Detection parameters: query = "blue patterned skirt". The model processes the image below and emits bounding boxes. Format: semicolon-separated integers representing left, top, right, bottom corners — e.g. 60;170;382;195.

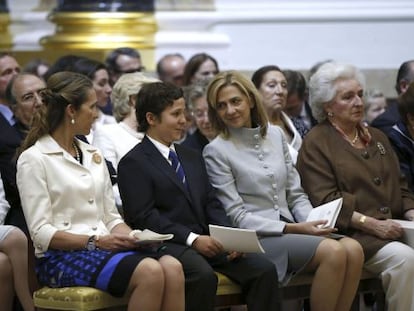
36;249;162;297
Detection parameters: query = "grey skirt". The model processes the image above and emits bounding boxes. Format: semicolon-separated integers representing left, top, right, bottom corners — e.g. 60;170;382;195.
0;225;15;242
259;233;324;285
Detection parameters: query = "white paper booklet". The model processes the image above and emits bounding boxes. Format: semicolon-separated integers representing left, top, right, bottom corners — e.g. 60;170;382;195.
306;198;343;228
208;224;265;253
129;229;174;245
393;219;414;248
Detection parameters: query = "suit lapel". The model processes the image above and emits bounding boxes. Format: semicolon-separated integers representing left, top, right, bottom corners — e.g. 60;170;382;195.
141;137;192;203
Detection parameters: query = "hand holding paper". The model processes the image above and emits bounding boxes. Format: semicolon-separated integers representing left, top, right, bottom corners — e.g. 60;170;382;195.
306;198;343;229
209;224;265;253
129;229;174;245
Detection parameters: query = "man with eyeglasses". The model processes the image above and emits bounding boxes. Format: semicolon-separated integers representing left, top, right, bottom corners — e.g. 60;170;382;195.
105;47;145;86
1;72;43;311
0;54;22;224
0;53;20;124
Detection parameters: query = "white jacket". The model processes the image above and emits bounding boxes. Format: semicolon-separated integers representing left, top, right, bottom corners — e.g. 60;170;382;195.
17;135;124;257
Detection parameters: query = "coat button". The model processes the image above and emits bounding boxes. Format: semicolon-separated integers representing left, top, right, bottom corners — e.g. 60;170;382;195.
373;177;382;185
272;183;277;189
63;221;69;226
379;206;389;214
92;226;97;230
254;144;260;149
253;134;260;140
258;154;264;161
361;151;369;159
88;198;94;204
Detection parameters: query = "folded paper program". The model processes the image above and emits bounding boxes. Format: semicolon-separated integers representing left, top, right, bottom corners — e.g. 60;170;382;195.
129;229;174;244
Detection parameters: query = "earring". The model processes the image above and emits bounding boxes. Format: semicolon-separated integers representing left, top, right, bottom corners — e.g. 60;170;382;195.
71;118;75;125
327;112;334;117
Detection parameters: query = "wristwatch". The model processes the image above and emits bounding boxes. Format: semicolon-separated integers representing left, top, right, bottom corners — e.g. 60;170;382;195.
85;235;98;251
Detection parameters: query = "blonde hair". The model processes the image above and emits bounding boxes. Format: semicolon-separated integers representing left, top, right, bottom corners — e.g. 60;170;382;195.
111;72;159;122
206;70;268;138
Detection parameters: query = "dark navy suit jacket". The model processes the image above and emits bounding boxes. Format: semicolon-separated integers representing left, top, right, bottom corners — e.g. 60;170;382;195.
118;135;230;253
383;121;414;192
0;113;28;232
181;129;210;153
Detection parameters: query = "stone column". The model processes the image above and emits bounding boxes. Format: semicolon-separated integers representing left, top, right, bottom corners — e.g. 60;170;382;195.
41;0;156;51
0;0;12;49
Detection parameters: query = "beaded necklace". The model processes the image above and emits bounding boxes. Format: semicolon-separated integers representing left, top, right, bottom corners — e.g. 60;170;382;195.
350;130;359;146
72;142;82;163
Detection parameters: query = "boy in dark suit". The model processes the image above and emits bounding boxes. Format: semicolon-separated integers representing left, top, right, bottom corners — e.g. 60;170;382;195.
118;82;280;311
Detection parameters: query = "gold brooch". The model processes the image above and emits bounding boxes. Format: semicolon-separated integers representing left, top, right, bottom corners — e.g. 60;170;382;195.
377;142;386;155
92;153;102;164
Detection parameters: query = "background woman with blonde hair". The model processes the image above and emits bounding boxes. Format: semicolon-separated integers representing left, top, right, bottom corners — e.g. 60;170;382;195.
93;72;159;208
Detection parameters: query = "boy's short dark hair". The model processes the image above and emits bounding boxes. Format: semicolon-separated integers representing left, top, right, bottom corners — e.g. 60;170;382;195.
136;82;184;132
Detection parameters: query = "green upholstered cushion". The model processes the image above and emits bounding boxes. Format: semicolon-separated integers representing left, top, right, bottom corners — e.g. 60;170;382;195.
215;272;242;296
34;272;241;310
33;286;128;311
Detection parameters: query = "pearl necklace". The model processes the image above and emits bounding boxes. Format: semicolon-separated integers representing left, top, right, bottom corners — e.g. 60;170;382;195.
72;142;81;163
350;130;359;146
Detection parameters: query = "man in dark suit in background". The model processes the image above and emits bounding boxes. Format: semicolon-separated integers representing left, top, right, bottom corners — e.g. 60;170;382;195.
0;59;37;311
0;56;26;231
283;69;317;138
371;59;414;132
118;82;280;311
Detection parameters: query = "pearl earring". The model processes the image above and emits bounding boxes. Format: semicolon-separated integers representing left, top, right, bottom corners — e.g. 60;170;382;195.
71;118;75;125
327;112;334;117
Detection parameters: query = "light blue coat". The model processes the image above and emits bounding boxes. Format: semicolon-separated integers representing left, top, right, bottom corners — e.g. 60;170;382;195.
203;125;312;236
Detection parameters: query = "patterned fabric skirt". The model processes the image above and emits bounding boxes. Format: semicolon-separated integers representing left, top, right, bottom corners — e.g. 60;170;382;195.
36;249;162;297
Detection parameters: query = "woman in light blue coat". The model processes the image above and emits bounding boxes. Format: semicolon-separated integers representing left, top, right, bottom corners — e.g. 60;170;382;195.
203;70;364;311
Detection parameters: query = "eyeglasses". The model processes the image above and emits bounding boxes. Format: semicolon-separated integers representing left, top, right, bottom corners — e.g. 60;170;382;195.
192;110;209;119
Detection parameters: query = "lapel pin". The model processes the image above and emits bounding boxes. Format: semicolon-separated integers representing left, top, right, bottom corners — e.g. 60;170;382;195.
92;153;102;164
377;142;386;155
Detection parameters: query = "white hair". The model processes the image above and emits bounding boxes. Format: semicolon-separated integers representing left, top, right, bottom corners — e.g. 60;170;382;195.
309;62;366;123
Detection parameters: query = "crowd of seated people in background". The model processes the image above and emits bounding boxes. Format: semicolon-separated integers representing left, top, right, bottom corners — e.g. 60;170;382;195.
363;89;387;125
93;72;159;209
2;46;414;311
